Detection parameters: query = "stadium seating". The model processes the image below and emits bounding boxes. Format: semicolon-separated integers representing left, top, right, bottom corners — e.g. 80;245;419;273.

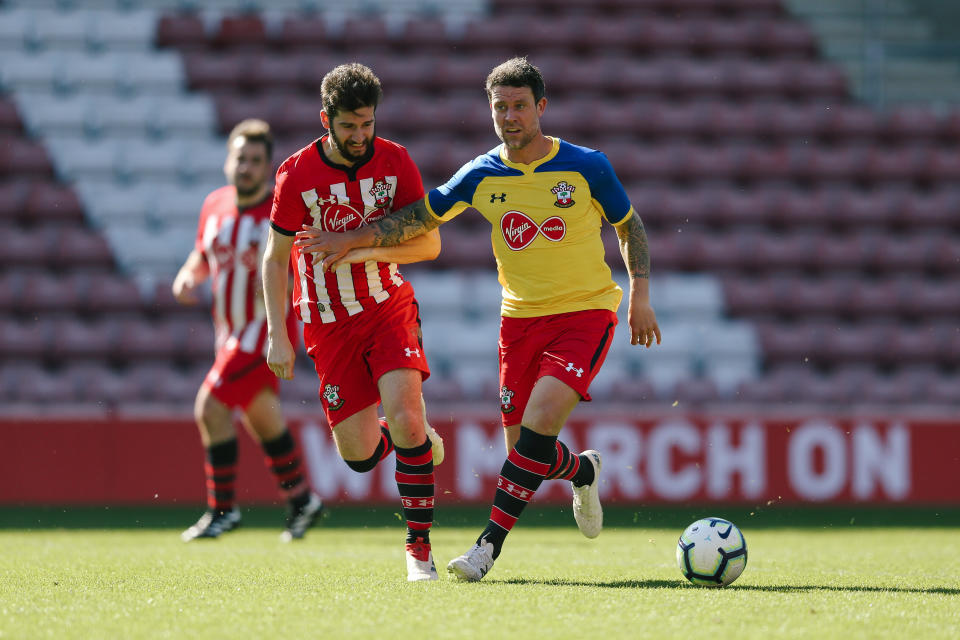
1;0;958;411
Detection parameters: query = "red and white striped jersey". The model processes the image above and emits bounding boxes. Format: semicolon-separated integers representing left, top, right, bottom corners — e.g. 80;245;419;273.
195;185;273;355
270;136;425;324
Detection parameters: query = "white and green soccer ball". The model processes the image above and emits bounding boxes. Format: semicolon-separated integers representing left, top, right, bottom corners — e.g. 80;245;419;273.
676;517;748;587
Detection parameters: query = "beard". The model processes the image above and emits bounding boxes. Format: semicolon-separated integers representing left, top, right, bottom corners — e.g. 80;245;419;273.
234;178;262;198
330;128;375;163
497;125;537;151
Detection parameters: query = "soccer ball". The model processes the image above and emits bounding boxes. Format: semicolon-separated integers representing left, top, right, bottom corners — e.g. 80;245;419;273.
676;517;747;587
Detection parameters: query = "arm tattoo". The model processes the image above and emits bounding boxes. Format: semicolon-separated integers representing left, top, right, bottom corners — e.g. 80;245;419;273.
616;214;650;279
368;199;442;247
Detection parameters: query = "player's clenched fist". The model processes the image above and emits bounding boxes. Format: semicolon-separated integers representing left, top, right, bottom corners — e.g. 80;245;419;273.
266;336;295;380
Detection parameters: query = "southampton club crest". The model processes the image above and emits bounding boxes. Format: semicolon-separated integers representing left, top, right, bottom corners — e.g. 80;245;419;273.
551;181;576;208
500;386;516;414
322;383;344;411
369;178;393;208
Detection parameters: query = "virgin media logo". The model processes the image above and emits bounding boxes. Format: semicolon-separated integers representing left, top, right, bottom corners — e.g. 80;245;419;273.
500;211;566;250
323;203;361;232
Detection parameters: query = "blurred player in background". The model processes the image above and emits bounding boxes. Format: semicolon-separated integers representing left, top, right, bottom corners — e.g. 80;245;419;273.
173;119;322;543
261;63;445;581
294;57;661;581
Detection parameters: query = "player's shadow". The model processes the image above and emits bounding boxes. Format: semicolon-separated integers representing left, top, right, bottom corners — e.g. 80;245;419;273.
494;578;960;595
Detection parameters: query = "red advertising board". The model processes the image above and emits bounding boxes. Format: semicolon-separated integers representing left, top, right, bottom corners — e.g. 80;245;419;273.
1;413;958;505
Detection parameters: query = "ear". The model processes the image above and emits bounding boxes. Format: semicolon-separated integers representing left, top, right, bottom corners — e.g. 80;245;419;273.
320;110;330;129
536;96;547;117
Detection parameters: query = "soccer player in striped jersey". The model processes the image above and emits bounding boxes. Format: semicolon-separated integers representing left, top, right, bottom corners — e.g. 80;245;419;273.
173;119;322;543
294;57;662;581
261;64;444;581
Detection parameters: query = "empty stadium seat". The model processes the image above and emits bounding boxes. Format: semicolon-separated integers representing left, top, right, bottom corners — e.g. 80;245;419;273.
155;13;207;49
884;107;941;142
13;365;79;404
67;361;144;404
772;276;848;317
81;273;144;315
182;319;217;361
670;377;721;404
821;323;891;366
18;271;85;314
757;321;822;364
51;227;114;270
885;324;949;367
0;226;54;268
821;105;881;142
118;317;186;360
0;318;52;360
211;14;268;50
923;373;960;405
2;0;956;412
845;279;903;317
721;277;778;318
0;98;23;134
859;367;933;405
0;137;53;177
899;189;960;231
51;317;121;361
450;357;500;400
25;181;85;223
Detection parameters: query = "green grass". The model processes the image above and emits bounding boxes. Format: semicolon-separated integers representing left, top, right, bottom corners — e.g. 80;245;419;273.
1;508;958;639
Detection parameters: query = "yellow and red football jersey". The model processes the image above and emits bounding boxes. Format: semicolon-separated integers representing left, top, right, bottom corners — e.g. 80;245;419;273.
425;137;635;318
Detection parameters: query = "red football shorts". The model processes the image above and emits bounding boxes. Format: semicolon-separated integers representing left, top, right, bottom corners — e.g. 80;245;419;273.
203;347;279;410
498;308;618;427
302;283;430;428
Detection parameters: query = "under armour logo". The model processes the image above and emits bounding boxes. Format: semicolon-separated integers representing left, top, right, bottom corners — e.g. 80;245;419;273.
498;477;533;500
401;497;435;508
404;347;420;358
565;363;584;377
490;193;506;203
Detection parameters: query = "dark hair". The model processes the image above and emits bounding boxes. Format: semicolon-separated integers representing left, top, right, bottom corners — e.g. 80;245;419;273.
485;56;546;103
227;118;273;160
321;63;383;119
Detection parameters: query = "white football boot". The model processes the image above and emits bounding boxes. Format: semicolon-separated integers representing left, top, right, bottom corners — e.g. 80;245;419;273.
421;395;444;465
280;492;323;542
181;507;241;542
405;537;439;581
446;539;495;582
572;450;603;539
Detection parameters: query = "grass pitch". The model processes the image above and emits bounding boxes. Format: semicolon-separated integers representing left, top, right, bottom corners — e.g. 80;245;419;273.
1;507;958;640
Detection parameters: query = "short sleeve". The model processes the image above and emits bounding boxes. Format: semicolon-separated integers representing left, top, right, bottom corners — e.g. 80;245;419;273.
425;158;483;222
583;151;633;225
269;159;303;236
194;192;215;254
391;147;426;212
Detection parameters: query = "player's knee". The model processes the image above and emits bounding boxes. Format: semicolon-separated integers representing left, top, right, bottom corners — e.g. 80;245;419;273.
343;454;379;473
382;407;423;447
193;393;213;428
194;390;232;437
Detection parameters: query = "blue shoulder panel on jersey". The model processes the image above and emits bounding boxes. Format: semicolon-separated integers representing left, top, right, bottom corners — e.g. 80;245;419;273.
537;140;632;224
428;148;522;218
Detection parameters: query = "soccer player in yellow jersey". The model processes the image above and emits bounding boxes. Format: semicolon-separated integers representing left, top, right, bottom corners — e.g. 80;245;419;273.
294;57;661;581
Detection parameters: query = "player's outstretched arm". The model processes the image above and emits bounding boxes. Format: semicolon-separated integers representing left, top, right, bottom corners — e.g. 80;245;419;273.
295;198;443;272
328;228;441;270
615;214;662;348
172;250;210;305
262;228;297;380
